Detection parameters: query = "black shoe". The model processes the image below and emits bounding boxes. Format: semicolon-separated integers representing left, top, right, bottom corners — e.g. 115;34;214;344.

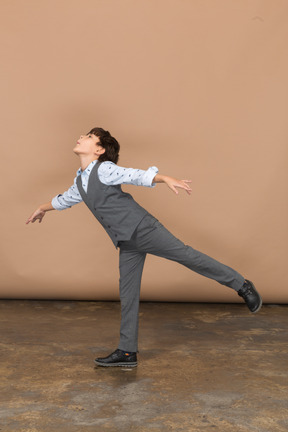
94;349;137;368
238;279;262;313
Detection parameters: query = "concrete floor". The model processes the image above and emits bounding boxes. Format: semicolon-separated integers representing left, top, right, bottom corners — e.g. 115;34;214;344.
0;300;287;432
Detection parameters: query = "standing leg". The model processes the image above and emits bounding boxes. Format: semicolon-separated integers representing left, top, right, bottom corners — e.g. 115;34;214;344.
118;245;146;352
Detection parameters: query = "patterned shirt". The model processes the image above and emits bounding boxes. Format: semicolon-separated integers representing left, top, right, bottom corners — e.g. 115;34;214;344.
51;160;159;210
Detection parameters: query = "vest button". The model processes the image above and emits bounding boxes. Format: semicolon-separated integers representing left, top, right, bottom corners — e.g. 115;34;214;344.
101;216;104;220
108;225;111;228
115;234;118;237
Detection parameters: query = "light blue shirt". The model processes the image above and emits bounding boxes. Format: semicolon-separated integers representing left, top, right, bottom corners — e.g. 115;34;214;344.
51;160;159;210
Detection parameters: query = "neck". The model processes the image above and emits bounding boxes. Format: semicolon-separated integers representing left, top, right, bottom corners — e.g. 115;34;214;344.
79;155;98;172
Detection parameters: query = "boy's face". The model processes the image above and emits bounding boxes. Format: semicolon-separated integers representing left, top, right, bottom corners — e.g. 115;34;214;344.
73;133;105;158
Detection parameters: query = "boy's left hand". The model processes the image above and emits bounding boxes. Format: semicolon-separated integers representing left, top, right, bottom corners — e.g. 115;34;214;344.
164;177;192;195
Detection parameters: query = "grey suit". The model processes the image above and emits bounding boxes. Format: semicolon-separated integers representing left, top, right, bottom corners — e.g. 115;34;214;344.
77;162;245;352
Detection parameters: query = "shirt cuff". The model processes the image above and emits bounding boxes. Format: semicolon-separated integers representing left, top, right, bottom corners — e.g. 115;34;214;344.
143;166;159;187
51;194;68;210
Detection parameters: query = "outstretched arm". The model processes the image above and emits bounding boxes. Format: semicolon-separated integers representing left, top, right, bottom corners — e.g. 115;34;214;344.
26;173;83;225
26;201;55;224
153;174;192;195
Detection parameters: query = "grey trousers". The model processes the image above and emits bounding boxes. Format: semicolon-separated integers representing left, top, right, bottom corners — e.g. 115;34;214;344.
117;213;245;352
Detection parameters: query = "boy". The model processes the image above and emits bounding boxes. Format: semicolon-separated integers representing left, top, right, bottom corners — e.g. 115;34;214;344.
26;127;262;368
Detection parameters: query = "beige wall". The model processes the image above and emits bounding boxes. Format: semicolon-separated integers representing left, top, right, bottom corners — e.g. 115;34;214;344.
1;0;287;302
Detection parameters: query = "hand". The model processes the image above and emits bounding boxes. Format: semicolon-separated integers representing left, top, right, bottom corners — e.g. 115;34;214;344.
26;208;46;224
164;177;192;195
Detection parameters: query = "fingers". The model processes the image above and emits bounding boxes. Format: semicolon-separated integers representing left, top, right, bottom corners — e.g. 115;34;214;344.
165;177;192;195
173;182;192;195
168;184;178;194
26;216;34;224
26;210;45;224
178;182;192;193
26;215;36;224
168;182;191;195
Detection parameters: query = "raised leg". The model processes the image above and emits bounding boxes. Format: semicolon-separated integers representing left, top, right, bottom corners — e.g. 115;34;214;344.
132;214;245;291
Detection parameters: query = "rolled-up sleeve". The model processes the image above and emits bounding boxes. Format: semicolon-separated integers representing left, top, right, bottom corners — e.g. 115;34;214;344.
98;162;159;188
51;175;83;210
140;166;159;187
51;194;68;210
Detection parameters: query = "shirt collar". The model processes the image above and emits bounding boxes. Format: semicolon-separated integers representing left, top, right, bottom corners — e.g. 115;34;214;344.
77;160;98;176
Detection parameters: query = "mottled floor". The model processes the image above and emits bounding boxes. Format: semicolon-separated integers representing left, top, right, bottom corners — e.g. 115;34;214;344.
0;300;287;432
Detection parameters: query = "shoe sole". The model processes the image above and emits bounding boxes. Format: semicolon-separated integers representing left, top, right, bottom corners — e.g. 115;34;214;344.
94;360;137;368
252;297;262;313
248;280;263;313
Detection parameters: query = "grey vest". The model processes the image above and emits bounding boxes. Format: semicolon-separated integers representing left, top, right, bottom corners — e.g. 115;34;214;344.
76;161;149;247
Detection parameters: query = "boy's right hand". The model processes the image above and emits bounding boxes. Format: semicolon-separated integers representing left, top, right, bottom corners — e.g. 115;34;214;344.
26;202;55;224
26;208;46;224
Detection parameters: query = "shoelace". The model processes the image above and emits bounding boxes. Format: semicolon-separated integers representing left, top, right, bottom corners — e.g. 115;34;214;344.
240;285;253;297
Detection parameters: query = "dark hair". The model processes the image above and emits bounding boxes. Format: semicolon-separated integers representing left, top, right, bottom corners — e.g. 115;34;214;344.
87;127;120;164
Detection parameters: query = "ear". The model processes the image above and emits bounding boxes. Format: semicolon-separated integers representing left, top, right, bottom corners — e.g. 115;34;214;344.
95;145;106;156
